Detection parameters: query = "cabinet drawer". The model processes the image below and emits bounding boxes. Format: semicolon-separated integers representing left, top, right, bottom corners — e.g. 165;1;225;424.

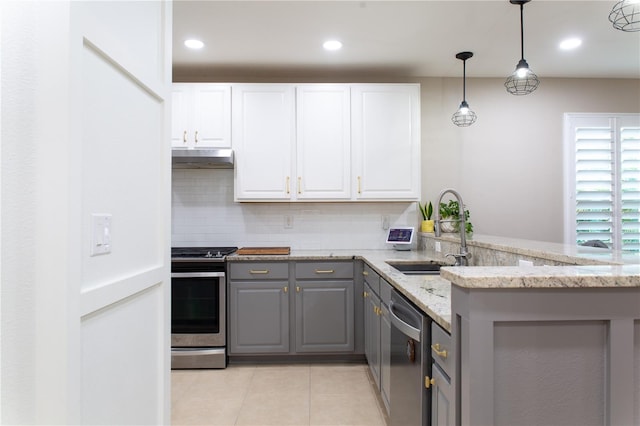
295;262;353;279
229;262;289;280
362;263;380;295
379;278;392;306
431;322;453;376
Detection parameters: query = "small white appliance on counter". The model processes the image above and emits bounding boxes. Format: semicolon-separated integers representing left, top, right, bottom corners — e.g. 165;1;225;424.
386;226;414;251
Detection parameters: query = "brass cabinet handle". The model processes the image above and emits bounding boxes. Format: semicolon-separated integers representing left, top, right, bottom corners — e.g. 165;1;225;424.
183;130;187;144
357;176;362;194
425;376;436;389
249;270;269;274
296;286;301;293
298;177;302;194
363;291;369;298
283;287;288;293
431;343;448;359
194;130;199;144
286;177;290;195
362;271;369;276
315;269;335;274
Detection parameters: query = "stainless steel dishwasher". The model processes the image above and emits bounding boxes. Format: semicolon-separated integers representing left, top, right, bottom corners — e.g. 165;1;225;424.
389;289;430;426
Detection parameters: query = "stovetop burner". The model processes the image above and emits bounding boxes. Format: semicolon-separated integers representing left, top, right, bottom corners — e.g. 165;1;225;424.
171;246;238;260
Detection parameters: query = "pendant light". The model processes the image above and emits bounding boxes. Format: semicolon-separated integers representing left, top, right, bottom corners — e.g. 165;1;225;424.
609;0;640;32
504;0;539;95
452;52;477;127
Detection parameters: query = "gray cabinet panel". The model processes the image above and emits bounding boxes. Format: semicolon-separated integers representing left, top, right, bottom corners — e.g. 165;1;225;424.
431;322;452;377
229;262;289;280
364;282;381;388
295;281;354;352
228;280;289;354
380;303;391;414
363;263;380;295
295;261;354;279
431;362;453;426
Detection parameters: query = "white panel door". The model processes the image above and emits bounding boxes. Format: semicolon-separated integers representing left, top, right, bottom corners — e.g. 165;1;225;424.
352;84;421;200
296;85;351;200
233;84;295;200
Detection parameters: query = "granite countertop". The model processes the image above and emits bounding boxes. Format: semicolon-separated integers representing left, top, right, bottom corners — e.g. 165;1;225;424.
227;240;640;332
228;249;454;332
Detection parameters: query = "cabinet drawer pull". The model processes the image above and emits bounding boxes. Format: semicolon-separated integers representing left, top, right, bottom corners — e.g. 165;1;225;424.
362;271;369;276
194;130;199;144
425;376;436;389
249;270;269;274
298;177;302;194
286;177;290;195
363;291;369;298
296;286;301;293
283;286;288;293
357;176;362;194
431;343;448;359
183;130;187;144
315;269;335;274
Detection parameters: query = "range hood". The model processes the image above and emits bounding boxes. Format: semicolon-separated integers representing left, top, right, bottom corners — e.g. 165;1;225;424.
172;148;234;169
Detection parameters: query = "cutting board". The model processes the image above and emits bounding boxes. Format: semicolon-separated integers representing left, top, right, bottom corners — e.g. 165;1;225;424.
236;247;291;255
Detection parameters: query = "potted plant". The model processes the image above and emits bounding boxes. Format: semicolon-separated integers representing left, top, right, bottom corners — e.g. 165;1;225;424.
419;201;434;232
439;200;473;235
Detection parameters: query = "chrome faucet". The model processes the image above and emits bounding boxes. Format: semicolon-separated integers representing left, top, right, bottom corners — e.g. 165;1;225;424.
434;188;471;266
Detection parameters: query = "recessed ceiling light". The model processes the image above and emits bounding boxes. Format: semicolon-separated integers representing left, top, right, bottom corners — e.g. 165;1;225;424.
323;40;343;51
559;37;582;50
184;39;204;49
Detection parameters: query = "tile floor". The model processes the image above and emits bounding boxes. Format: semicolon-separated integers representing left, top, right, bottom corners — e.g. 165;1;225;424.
171;363;388;426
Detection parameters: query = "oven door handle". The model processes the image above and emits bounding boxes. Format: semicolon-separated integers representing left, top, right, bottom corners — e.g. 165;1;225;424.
171;272;225;278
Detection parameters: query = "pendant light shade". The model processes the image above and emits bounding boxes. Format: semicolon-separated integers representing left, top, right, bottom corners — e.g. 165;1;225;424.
452;51;477;127
609;0;640;32
505;0;539;95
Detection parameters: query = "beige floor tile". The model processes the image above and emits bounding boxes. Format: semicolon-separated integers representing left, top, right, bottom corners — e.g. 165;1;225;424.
310;367;372;395
236;391;310;426
310;393;385;426
172;395;244;426
246;365;310;396
186;366;255;399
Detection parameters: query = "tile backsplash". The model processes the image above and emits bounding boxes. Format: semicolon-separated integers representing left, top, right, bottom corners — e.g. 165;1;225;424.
172;169;419;249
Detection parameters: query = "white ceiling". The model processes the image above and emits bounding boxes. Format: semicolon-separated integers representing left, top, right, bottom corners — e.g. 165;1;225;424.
173;1;640;79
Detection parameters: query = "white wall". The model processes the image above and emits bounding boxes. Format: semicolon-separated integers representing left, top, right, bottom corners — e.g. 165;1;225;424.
172;169;417;249
420;77;640;242
173;75;639;245
1;2;171;424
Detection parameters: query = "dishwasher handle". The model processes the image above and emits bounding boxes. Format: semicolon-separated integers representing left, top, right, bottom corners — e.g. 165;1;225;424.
389;301;421;342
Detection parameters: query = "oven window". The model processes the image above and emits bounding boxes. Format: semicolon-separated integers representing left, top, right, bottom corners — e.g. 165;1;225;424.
171;277;220;334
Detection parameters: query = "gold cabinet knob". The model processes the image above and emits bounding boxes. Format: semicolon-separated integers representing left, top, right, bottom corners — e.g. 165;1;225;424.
431;343;448;359
425;376;436;389
283;287;288;293
363;291;369;298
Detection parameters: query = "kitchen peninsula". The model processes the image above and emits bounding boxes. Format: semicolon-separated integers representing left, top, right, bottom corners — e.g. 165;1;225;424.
227;233;640;426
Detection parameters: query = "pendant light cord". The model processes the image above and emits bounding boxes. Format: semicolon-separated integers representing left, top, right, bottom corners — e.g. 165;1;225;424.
462;59;467;102
519;3;525;61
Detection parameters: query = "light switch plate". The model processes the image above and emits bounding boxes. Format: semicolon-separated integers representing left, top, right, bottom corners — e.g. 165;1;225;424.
90;213;112;256
435;241;441;252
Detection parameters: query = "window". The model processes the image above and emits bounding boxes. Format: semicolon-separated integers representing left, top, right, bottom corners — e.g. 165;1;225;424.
564;114;640;253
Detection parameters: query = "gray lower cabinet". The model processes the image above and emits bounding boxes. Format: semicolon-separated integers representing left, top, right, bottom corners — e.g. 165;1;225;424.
430;322;453;426
229;260;355;355
228;262;290;354
364;281;381;386
295;280;354;352
363;264;392;415
379;278;392;413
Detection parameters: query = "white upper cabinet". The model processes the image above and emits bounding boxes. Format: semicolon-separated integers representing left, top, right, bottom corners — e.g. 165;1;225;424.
352;84;421;200
232;83;421;202
233;84;295;200
296;85;351;200
171;83;231;149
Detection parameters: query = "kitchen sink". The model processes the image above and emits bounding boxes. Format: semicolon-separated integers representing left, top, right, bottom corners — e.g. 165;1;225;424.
386;261;443;275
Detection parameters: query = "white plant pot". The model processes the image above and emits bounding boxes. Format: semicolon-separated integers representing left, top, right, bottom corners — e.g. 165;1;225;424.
440;220;456;233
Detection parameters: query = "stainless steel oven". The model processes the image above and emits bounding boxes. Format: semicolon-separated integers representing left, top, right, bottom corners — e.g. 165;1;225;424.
171;247;236;369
